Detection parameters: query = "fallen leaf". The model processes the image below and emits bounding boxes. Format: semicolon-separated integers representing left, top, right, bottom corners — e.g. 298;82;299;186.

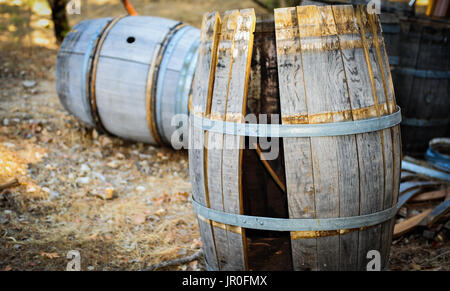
40;252;60;259
4;265;12;271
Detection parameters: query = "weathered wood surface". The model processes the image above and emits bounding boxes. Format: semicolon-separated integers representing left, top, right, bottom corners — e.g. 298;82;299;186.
397;183;443;208
95;17;180;144
192;9;256;271
273;5;401;270
421;198;450;227
221;9;256;271
395;190;449;236
206;10;239;271
355;5;401;270
56;18;112;127
401;171;420;181
397;188;430;209
393;209;433;238
411;187;449;202
399;180;440;194
275;7;317;271
303;5;353;271
368;9;402;269
157;26;200;145
189;12;221;271
194;5;401;271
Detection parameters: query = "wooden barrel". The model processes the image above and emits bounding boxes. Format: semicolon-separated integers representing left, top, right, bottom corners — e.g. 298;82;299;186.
380;13;401;67
392;17;450;156
56;16;199;146
189;5;402;271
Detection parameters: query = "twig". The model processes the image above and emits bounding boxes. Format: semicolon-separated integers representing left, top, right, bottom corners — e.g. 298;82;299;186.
425;250;450;264
143;250;203;271
121;0;138;16
253;143;287;193
0;179;20;191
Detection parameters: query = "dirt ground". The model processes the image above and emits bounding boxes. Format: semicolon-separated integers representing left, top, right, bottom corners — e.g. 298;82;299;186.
0;0;448;271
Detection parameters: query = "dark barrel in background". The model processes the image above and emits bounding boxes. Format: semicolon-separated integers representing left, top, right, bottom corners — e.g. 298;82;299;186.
380;12;401;67
393;16;450;156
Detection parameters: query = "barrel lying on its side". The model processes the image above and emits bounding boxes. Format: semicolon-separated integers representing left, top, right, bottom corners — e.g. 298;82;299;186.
56;16;199;146
190;6;402;271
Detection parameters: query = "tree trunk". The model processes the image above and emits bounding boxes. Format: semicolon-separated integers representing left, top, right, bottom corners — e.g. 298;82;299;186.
48;0;71;43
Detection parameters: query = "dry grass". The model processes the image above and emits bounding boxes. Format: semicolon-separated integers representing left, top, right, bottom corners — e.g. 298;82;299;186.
0;74;202;270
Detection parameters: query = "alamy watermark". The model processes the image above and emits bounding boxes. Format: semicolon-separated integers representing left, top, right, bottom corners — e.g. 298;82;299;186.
66;0;81;15
367;0;381;15
171;113;280;161
66;250;81;271
367;250;381;271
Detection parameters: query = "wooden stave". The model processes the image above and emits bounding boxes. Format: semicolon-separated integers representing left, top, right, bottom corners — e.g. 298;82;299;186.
156;26;200;146
56;18;112;127
393;16;450;156
189;12;222;271
193;5;402;271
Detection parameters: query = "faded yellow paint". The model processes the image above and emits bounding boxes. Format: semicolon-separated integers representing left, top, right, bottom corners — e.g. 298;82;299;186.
282;101;397;124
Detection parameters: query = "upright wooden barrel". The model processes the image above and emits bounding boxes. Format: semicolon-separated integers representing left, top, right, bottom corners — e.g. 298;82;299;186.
189;6;402;271
393;17;450;156
56;16;199;146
